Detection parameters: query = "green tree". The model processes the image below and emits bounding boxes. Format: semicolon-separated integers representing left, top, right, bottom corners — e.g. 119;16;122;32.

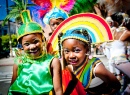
0;34;17;51
11;34;17;47
2;0;35;26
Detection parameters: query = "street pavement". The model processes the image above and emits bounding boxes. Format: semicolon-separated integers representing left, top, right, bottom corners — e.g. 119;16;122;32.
0;55;113;95
0;57;14;95
0;57;14;66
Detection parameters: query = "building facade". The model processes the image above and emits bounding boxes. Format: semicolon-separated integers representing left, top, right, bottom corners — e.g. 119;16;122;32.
0;21;17;36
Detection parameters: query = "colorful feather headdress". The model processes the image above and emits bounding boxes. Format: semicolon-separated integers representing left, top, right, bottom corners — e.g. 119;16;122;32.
31;0;75;14
30;0;98;27
43;7;69;24
30;0;74;26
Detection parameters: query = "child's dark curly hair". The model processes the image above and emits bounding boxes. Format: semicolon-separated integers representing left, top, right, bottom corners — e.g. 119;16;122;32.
111;12;124;26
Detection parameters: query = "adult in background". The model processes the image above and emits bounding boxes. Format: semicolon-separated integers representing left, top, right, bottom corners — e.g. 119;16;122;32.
109;16;130;82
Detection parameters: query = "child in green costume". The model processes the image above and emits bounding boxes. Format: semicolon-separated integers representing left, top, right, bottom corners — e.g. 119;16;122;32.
8;10;63;95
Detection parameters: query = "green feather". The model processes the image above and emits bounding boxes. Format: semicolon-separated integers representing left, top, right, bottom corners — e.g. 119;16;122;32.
69;0;98;16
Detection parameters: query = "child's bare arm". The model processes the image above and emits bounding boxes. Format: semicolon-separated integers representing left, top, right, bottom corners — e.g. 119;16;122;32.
95;63;121;94
51;58;63;95
10;64;18;85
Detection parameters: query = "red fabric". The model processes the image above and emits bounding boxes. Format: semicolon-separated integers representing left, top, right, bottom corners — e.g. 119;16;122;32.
62;69;86;95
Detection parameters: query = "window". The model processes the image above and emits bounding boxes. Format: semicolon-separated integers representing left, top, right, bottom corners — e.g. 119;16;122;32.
4;30;7;35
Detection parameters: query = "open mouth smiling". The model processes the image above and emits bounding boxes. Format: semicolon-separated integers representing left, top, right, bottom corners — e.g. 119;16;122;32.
69;59;78;65
29;49;39;55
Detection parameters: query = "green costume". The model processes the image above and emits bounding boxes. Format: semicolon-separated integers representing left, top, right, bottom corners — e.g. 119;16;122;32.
8;54;54;94
8;10;55;94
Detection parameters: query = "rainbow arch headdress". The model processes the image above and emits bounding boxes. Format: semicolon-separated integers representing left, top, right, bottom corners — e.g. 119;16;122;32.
47;13;113;55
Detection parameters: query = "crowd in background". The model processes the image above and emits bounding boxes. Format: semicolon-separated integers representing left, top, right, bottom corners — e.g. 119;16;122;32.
93;12;130;94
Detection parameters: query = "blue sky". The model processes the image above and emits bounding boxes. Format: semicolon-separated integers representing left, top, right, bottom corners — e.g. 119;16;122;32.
0;0;14;20
0;0;45;27
0;0;34;21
